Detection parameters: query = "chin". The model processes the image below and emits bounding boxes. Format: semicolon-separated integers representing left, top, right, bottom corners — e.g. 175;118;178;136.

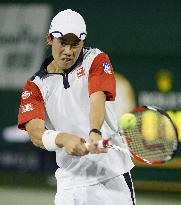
66;62;75;69
65;64;73;69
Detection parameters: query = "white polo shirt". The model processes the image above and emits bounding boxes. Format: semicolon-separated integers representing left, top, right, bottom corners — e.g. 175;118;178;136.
18;48;134;189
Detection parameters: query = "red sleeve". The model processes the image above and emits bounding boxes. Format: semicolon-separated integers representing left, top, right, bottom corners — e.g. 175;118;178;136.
18;80;45;130
88;52;116;101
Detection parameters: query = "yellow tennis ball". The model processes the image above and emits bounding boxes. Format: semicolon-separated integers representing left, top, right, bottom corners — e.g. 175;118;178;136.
119;113;136;129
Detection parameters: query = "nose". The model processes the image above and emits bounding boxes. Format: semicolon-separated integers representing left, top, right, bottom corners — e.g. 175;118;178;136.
63;45;72;55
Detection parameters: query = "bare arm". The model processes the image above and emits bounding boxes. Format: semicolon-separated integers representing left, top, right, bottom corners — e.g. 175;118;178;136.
25;119;88;156
25;119;46;148
89;91;106;130
88;91;107;153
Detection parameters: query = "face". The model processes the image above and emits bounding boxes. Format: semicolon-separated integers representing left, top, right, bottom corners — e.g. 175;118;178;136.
47;33;84;71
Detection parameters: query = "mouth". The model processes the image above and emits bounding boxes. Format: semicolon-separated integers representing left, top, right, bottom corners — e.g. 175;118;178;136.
61;58;72;64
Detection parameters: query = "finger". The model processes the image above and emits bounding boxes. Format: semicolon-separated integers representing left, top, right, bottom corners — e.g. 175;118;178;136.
92;147;108;154
79;144;89;155
85;142;107;154
86;143;97;153
82;144;89;154
69;151;82;156
72;144;89;156
68;149;84;156
80;138;86;143
65;147;83;156
79;139;89;154
98;147;108;153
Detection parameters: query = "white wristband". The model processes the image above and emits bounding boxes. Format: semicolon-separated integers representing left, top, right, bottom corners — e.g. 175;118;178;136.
42;130;60;151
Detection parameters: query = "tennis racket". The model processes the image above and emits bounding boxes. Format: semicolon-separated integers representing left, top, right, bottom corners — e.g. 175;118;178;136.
98;105;179;165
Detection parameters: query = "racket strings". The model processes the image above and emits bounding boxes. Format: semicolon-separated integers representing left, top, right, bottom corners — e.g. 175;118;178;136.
124;111;177;163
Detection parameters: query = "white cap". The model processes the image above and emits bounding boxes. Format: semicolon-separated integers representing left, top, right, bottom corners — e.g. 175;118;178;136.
49;9;87;40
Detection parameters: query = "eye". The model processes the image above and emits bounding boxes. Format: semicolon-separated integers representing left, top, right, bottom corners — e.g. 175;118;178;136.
61;42;66;47
72;43;80;47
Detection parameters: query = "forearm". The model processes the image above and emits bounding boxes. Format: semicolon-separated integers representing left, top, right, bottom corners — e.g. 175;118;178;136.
25;119;46;148
26;119;88;155
89;91;106;130
88;91;108;153
26;119;64;148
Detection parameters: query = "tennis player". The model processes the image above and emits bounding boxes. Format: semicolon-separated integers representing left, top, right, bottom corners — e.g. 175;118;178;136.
18;9;136;205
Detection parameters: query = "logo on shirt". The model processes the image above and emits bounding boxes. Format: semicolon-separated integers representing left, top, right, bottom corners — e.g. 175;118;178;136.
22;91;32;100
76;67;85;77
103;62;112;74
21;103;34;113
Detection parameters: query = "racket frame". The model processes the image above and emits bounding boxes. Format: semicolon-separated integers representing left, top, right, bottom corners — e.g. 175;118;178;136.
99;105;179;165
130;105;179;164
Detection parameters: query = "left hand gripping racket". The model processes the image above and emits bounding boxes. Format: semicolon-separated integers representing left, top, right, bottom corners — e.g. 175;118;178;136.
97;105;179;165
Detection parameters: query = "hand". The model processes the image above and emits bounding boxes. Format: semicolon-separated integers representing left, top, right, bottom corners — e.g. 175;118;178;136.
88;132;108;154
56;133;89;156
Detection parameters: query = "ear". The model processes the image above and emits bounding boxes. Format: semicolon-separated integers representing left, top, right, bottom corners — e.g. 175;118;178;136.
46;33;53;46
